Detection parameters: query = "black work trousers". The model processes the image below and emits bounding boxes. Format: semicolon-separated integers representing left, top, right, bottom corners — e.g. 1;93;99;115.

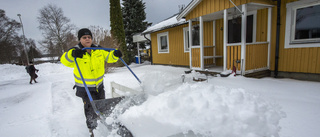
79;85;105;130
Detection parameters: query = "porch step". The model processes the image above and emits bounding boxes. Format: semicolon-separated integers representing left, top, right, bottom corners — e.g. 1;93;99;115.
195;70;220;76
244;70;271;79
204;64;217;68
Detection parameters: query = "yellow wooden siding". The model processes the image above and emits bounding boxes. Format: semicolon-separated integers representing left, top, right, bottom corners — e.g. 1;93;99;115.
256;8;268;42
192;48;201;68
227;45;241;70
215;19;224;66
203;21;214;65
246;43;268;70
269;0;320;74
203;21;213;46
204;47;214;65
186;0;273;20
150;24;190;66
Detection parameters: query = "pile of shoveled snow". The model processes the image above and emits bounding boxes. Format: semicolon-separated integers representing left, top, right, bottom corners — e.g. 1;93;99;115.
116;72;285;137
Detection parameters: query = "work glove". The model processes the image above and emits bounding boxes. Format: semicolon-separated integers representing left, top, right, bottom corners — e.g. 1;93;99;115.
72;49;86;58
114;50;122;58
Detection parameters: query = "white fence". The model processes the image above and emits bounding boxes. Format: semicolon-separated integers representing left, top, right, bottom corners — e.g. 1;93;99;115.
110;81;142;98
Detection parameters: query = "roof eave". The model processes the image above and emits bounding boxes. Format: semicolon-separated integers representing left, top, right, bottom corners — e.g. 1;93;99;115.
142;22;188;35
177;0;202;21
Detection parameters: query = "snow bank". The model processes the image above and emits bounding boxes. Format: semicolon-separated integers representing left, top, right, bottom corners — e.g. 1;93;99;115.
0;64;29;81
0;63;71;82
118;73;286;137
36;62;72;76
141;71;182;95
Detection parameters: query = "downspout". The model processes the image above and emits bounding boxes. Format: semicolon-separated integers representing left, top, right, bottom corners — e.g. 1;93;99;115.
274;0;281;78
144;34;153;65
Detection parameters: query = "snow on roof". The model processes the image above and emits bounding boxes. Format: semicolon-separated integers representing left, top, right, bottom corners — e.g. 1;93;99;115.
142;14;187;34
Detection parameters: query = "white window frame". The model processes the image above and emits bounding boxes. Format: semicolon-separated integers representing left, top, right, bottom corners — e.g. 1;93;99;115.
157;32;169;53
227;10;257;45
285;0;320;48
183;27;190;52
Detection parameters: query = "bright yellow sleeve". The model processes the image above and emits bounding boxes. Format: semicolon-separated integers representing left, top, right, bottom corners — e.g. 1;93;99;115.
60;49;75;68
103;50;119;63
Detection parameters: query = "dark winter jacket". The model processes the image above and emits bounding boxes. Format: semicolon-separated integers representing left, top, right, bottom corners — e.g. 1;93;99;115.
28;65;36;75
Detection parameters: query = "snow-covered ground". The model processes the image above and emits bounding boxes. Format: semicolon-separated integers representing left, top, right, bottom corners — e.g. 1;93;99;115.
0;62;319;137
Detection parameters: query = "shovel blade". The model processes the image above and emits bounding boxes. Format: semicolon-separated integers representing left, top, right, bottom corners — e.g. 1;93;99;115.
93;97;125;116
93;95;146;137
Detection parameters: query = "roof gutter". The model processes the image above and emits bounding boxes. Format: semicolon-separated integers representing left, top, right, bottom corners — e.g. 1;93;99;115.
274;0;281;78
176;0;202;21
143;34;153;65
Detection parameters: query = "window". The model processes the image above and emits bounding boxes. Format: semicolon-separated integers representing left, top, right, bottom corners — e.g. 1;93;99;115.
183;27;190;52
228;15;254;43
293;4;320;42
192;25;200;46
285;0;320;48
157;32;169;53
183;25;201;52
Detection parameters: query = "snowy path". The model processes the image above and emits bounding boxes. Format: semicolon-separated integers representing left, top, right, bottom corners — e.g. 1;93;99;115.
49;79;86;137
0;77;52;136
0;70;88;137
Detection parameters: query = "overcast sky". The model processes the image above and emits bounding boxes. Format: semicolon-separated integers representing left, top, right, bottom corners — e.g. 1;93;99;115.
1;0;192;46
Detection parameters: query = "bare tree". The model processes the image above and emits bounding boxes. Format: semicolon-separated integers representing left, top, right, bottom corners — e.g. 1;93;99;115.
0;9;23;64
65;32;78;49
37;4;75;57
99;34;122;73
87;26;110;45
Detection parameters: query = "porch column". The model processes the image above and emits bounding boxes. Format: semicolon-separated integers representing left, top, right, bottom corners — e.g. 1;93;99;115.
213;21;216;64
200;16;204;70
267;7;272;69
241;4;247;75
188;20;193;69
137;42;141;64
223;9;228;71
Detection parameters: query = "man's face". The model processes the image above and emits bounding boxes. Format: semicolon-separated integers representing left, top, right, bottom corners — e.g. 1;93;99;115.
80;35;92;47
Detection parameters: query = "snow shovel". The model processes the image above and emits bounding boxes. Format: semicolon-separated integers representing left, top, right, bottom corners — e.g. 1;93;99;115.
74;47;142;136
83;47;142;84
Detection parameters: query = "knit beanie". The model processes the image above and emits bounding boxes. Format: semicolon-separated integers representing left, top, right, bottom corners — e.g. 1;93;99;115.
78;28;92;40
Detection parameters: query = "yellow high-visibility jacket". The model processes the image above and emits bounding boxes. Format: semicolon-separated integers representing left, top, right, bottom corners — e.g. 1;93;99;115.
60;44;119;91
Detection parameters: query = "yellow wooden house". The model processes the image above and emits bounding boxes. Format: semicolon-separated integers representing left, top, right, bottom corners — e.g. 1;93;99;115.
142;0;320;81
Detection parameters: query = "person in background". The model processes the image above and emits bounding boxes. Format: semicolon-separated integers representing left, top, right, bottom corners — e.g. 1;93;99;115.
26;61;39;84
60;28;123;137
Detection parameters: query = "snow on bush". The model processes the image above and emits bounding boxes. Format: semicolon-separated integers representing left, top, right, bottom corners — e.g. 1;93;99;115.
118;74;286;137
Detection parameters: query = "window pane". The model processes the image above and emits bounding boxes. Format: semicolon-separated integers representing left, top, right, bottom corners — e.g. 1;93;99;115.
295;4;320;40
192;26;200;45
228;17;241;43
228;15;253;43
160;36;167;50
185;30;190;50
246;15;253;43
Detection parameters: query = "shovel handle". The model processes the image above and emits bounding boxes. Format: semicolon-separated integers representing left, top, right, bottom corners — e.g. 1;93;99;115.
82;47;142;84
74;57;101;115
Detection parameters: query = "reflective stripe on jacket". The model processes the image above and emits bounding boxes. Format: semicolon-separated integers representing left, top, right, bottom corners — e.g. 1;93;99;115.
60;44;119;90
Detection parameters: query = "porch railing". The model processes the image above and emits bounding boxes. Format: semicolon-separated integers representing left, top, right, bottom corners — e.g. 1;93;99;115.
227;45;241;70
226;42;269;72
191;47;201;68
245;43;269;71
